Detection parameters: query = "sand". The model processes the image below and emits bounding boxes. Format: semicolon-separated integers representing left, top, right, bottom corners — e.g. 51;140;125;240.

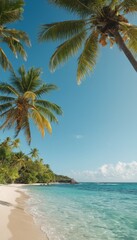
0;184;48;240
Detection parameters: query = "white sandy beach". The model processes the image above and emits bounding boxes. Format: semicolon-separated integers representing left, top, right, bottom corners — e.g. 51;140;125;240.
0;184;48;240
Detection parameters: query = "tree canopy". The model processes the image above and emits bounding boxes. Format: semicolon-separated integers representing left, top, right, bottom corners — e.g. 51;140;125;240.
0;137;72;184
0;66;62;144
0;0;30;71
39;0;137;83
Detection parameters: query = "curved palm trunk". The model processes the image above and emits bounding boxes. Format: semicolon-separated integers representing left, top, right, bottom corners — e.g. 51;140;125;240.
114;31;137;71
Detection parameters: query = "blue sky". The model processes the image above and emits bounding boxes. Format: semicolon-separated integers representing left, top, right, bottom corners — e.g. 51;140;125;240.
1;0;137;181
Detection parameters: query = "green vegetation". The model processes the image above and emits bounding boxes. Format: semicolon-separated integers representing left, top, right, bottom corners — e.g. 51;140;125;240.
0;0;30;71
39;0;137;84
0;1;69;185
0;137;72;184
0;1;62;144
0;66;62;144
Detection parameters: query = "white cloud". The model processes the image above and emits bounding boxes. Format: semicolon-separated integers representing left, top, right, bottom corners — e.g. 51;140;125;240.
71;161;137;182
74;134;83;139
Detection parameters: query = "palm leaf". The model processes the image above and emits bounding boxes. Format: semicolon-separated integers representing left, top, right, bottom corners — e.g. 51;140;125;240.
121;0;137;13
22;67;42;91
12;40;28;60
41;115;52;134
34;84;58;96
35;104;58;123
87;0;109;13
18;65;26;82
121;25;137;53
31;108;45;137
39;20;86;42
0;0;24;25
0;108;13;119
14;66;41;93
0;108;16;129
77;31;99;84
0;117;11;130
50;30;87;71
0;96;15;103
31;106;52;136
1;35;28;60
9;70;23;94
126;27;137;53
0;48;12;70
107;0;119;9
0;82;19;96
48;0;91;17
0;103;13;112
48;0;109;16
36;100;63;115
2;28;31;46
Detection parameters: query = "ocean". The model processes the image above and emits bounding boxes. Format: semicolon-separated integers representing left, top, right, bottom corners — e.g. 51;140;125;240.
24;183;137;240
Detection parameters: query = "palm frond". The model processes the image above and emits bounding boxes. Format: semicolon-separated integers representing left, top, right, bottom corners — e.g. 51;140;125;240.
77;31;99;84
127;29;137;53
41;115;52;134
121;0;137;13
22;67;42;91
2;28;31;46
35;104;58;123
48;0;91;17
0;0;24;25
34;84;58;96
36;100;63;115
0;117;11;130
107;0;119;9
0;48;12;71
0;82;19;96
14;66;41;93
87;0;110;13
48;0;109;16
31;108;46;137
13;40;28;60
0;108;13;119
121;25;137;53
0;103;13;112
39;20;86;42
9;70;23;94
0;96;15;103
18;64;26;80
0;108;16;129
50;30;87;71
1;35;28;60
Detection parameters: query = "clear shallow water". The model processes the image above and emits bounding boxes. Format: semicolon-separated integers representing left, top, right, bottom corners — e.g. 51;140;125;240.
24;183;137;240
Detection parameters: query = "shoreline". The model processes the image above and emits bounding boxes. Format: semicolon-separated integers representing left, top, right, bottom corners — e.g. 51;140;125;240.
0;184;48;240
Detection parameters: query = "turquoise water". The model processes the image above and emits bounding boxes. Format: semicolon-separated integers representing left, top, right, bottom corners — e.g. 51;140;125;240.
25;183;137;240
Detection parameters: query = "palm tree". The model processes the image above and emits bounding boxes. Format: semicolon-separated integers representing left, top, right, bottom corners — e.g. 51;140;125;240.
0;137;11;147
39;0;137;84
11;138;20;148
0;137;20;149
0;0;30;71
0;66;62;144
29;148;39;159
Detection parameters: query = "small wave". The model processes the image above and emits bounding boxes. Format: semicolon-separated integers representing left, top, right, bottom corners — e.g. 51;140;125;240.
24;184;137;240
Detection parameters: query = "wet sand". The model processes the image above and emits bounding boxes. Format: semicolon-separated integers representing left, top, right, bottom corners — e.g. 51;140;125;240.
0;185;48;240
